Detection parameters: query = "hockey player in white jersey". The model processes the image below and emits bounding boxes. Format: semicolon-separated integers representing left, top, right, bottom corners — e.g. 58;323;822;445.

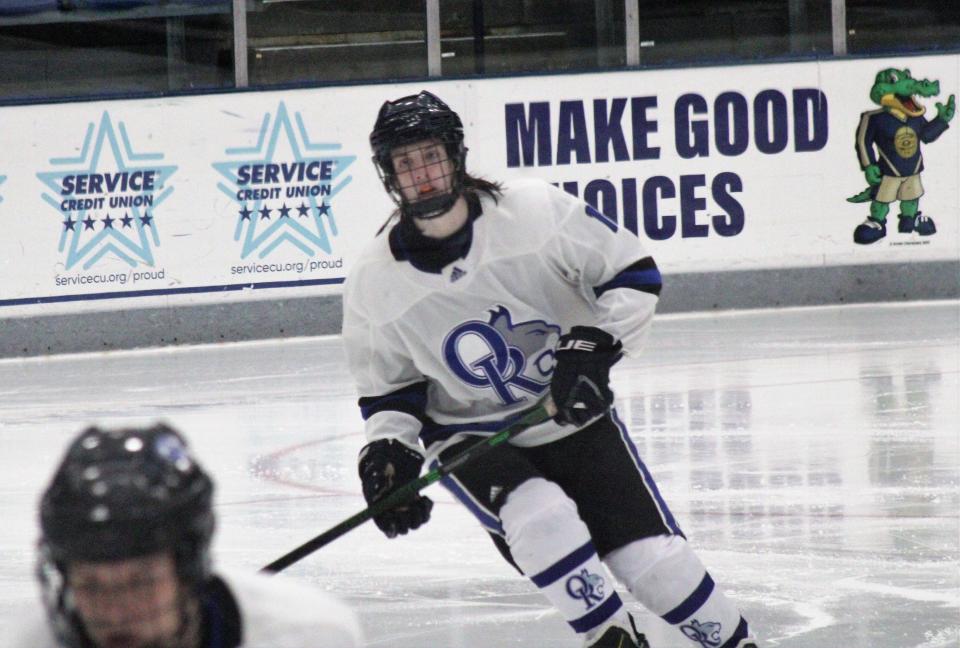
13;423;362;648
343;90;758;648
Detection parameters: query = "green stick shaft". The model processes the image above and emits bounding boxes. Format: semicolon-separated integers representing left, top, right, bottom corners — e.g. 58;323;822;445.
261;403;552;573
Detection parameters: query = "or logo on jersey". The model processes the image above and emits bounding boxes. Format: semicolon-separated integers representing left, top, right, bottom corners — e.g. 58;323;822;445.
680;619;723;648
565;568;606;610
442;305;559;405
450;266;467;282
489;485;502;503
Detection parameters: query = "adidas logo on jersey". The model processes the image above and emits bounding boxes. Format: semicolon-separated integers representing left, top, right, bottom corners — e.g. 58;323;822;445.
450;267;467;282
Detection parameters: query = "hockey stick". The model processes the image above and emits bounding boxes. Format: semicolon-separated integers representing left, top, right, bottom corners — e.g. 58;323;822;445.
261;400;556;573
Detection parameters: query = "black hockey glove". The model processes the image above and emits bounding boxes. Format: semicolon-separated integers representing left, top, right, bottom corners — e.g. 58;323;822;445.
358;439;433;539
551;326;623;427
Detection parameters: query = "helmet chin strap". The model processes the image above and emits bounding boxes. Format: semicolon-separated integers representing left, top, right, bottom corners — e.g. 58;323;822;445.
400;189;461;221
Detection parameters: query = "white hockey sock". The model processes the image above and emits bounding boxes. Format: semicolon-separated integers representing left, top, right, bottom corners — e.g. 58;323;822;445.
500;478;626;638
604;535;751;647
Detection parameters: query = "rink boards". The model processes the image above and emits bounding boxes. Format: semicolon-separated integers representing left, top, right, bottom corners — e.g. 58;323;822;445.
0;53;957;352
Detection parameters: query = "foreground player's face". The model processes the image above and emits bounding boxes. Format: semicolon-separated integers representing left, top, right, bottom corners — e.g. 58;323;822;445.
390;139;454;205
69;552;185;648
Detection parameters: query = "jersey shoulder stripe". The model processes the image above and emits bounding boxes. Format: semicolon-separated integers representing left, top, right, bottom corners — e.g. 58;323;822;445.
594;256;662;298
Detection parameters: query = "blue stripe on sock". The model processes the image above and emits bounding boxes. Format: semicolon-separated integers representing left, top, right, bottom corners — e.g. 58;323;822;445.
719;616;750;648
569;593;623;633
530;541;597;588
663;573;715;625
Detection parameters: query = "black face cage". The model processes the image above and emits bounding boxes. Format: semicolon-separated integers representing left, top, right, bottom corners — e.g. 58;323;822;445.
38;540;209;648
370;91;468;220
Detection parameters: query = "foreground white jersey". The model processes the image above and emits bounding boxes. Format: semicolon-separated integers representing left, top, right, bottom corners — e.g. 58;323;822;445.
343;179;661;455
11;569;362;648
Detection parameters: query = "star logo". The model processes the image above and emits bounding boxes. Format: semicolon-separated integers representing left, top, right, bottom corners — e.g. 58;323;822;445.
37;112;177;270
213;102;355;260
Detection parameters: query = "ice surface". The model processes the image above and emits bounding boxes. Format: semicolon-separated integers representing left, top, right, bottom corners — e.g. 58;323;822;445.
1;301;957;647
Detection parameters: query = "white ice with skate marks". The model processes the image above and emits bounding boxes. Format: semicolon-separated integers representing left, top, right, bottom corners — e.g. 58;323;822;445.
0;301;956;647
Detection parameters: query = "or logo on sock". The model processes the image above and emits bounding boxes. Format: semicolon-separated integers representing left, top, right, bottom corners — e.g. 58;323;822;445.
565;568;605;609
680;619;722;648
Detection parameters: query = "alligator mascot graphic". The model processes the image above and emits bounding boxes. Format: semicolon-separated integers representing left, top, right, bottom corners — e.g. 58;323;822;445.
848;68;955;244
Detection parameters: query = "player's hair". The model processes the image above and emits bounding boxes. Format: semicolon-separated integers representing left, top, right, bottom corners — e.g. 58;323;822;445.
375;174;502;236
37;423;214;648
463;174;503;201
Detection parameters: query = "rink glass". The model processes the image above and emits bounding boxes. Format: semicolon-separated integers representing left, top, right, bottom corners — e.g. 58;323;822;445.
1;1;957;104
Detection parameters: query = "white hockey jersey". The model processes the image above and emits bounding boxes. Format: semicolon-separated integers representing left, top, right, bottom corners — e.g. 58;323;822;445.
342;179;661;456
11;568;363;648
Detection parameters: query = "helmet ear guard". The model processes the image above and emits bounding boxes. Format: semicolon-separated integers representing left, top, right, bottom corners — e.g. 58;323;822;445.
370;90;468;220
36;544;88;648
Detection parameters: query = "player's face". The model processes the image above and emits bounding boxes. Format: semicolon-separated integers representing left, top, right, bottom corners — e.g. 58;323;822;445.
68;552;185;648
390;139;455;204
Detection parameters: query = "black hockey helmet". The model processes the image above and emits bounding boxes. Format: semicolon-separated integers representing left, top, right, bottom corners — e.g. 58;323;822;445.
37;423;215;647
370;90;468;219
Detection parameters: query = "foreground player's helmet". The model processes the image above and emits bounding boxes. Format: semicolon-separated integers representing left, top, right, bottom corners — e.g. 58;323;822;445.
37;423;215;648
370;90;468;219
